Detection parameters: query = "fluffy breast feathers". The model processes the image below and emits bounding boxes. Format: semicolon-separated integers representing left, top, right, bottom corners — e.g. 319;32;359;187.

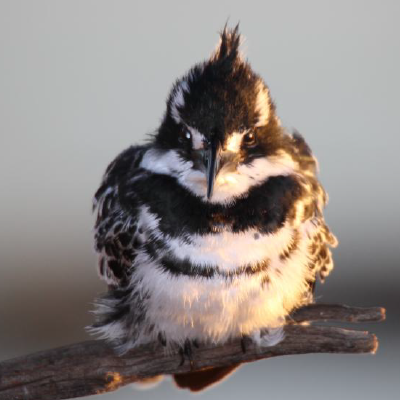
90;132;337;353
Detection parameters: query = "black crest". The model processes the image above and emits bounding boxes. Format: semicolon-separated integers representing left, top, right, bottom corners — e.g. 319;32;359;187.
211;24;242;73
157;24;270;149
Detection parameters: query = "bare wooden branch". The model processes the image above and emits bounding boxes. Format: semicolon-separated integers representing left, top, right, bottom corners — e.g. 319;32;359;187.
0;304;385;400
290;303;386;323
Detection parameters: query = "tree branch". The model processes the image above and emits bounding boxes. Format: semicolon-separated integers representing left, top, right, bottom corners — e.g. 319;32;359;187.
0;304;385;400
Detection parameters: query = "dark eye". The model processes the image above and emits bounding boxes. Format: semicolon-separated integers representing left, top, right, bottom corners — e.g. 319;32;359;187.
243;131;257;147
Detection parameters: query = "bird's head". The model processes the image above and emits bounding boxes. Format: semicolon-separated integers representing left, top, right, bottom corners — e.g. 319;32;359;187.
148;25;297;204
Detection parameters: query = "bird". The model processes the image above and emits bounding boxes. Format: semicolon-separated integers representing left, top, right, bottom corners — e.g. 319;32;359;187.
90;25;338;392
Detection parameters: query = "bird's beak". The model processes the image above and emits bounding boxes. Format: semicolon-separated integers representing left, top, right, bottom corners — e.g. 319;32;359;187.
205;137;221;200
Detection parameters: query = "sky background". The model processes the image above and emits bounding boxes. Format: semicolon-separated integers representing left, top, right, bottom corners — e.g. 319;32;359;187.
0;1;399;399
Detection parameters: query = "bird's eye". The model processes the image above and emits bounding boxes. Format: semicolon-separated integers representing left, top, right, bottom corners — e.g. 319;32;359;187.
242;131;257;147
185;131;191;140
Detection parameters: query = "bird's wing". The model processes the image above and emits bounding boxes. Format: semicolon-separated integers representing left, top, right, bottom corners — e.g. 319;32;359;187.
289;131;338;284
93;145;147;287
308;219;338;284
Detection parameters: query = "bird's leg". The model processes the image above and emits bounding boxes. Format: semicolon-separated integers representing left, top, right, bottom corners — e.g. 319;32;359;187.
158;331;167;347
259;327;285;347
178;339;195;370
241;334;251;354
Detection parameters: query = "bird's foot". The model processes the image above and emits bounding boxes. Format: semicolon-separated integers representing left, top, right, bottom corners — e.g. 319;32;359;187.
178;339;198;370
158;331;167;347
256;327;285;347
241;334;251;354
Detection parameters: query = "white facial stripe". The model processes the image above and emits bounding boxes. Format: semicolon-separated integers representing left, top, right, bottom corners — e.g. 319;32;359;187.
225;132;244;153
140;148;193;175
140;148;298;204
188;127;205;150
208;152;298;204
255;80;270;127
171;80;189;124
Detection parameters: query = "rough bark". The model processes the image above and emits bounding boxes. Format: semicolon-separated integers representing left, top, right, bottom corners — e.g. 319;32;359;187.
0;304;385;400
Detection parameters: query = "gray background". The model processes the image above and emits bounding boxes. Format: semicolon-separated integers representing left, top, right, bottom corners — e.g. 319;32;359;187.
0;1;399;399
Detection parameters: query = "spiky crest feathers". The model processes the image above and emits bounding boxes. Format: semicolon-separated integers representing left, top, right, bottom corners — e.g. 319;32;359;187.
157;24;272;152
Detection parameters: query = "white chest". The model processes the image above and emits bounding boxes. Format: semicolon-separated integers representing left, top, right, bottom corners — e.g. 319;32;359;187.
130;221;314;347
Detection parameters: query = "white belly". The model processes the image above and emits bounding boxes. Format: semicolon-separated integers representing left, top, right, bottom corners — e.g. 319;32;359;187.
131;221;315;347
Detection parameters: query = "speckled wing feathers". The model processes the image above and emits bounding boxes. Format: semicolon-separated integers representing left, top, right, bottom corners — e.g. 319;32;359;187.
93;146;147;287
288;131;338;283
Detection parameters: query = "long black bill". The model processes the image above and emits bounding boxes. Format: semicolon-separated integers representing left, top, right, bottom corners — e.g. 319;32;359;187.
205;137;221;199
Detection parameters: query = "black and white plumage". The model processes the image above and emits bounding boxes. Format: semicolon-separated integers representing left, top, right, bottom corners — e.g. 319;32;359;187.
90;26;337;391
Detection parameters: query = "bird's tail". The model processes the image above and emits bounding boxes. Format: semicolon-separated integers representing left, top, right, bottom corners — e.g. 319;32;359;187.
173;364;240;392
